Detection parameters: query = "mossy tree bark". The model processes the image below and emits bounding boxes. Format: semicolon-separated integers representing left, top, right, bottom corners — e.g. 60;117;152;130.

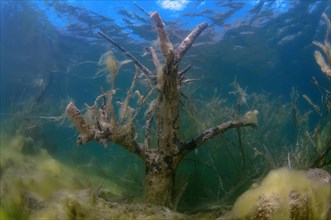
66;11;258;208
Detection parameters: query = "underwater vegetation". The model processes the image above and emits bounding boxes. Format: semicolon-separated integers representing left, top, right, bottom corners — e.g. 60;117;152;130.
229;167;331;220
224;12;331;220
1;1;331;219
0;135;191;220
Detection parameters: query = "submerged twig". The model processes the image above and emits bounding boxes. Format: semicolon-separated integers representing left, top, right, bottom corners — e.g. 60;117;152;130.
175;22;208;65
178;65;192;85
134;3;150;17
179;111;258;154
150;12;174;63
97;31;154;77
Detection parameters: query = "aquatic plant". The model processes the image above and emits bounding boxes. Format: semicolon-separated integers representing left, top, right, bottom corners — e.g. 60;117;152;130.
66;12;258;208
305;13;331;169
313;13;331;80
0;134;167;220
223;14;331;219
229;167;331;220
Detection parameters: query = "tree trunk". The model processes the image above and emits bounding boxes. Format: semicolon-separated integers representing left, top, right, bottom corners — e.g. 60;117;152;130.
144;151;182;207
66;11;259;209
144;164;175;207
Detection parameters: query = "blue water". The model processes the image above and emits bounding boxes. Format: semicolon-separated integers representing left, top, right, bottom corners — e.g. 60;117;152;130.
1;0;330;214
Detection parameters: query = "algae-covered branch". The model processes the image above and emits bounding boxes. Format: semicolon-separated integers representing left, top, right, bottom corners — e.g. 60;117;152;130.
66;12;258;207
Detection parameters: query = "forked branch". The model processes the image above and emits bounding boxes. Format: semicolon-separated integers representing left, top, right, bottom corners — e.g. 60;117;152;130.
66;101;143;157
150;12;208;67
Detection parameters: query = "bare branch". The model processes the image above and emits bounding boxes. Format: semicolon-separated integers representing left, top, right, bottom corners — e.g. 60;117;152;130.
118;66;139;123
97;31;154;77
178;65;191;84
134;3;150;17
175;22;208;65
179;110;259;154
150;12;174;63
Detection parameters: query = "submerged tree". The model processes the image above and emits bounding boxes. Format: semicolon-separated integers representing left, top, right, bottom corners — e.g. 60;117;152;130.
66;12;258;207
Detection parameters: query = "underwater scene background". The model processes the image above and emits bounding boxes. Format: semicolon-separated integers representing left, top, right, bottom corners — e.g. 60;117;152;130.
1;0;330;219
